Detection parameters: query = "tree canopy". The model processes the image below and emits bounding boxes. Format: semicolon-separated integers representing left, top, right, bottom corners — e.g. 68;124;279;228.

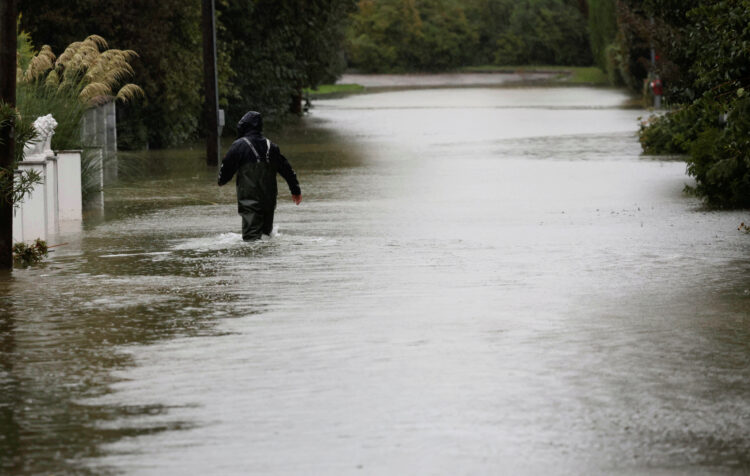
218;0;355;124
346;0;592;72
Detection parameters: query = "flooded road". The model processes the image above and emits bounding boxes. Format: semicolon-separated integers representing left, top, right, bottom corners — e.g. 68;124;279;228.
1;87;749;475
337;71;558;88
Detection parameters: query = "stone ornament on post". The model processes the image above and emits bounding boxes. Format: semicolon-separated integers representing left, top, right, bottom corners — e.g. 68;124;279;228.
23;114;58;161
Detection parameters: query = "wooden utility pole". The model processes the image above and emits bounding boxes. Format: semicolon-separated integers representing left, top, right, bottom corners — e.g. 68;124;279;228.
201;0;220;166
0;0;18;269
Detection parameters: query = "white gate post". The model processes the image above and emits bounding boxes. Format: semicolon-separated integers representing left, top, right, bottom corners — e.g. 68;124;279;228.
16;114;59;242
56;150;83;221
16;161;48;242
104;101;118;184
45;156;58;234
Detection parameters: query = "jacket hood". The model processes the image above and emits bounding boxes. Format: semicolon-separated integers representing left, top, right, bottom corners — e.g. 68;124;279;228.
237;111;263;136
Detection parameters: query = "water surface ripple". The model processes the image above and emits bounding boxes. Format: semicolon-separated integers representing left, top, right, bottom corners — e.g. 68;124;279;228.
1;87;748;475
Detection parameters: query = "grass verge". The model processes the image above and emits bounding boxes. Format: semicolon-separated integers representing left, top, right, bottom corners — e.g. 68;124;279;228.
304;83;365;97
460;65;609;85
309;66;609;97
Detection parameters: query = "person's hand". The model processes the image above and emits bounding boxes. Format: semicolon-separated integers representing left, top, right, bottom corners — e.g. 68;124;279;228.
292;194;302;205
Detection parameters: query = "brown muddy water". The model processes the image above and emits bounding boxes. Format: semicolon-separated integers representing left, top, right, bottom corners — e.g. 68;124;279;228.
1;87;749;475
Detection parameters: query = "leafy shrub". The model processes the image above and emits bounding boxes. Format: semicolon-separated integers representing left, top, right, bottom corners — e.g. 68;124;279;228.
640;96;750;208
0;102;42;206
686;98;750;208
12;239;49;267
639;103;707;155
604;42;624;86
634;0;750;208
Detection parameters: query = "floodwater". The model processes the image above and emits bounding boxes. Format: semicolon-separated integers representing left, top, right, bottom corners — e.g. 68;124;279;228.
1;86;749;475
338;71;557;88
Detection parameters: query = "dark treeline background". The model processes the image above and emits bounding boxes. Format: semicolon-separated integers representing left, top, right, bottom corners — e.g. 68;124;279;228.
346;0;592;72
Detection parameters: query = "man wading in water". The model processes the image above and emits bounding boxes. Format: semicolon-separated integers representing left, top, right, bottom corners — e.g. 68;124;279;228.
218;111;302;241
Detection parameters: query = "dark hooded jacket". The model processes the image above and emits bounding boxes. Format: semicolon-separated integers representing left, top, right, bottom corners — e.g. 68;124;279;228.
218;112;301;216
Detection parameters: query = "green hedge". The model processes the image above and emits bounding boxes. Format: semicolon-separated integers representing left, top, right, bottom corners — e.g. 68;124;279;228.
637;0;750;208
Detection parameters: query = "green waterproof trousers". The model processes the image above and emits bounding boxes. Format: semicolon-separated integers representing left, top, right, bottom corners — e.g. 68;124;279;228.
236;158;278;241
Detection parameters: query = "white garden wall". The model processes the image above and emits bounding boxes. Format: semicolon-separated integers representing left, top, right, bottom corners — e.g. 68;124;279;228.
13;115;83;243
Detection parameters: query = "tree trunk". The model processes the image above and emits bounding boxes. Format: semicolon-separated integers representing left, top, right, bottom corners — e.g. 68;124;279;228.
579;0;589;18
290;89;303;115
0;0;18;269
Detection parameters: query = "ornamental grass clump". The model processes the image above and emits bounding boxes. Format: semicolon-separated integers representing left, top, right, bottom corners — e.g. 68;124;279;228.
16;32;144;152
14;32;145;201
20;34;144;107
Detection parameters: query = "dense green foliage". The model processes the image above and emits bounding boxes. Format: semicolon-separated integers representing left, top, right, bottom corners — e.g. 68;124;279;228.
346;0;592;72
0;103;41;207
586;0;616;72
346;0;477;72
19;0;223;149
19;0;354;148
634;0;750;208
218;0;355;128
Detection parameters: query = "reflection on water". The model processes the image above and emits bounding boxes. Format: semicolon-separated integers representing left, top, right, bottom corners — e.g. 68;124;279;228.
1;87;749;475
